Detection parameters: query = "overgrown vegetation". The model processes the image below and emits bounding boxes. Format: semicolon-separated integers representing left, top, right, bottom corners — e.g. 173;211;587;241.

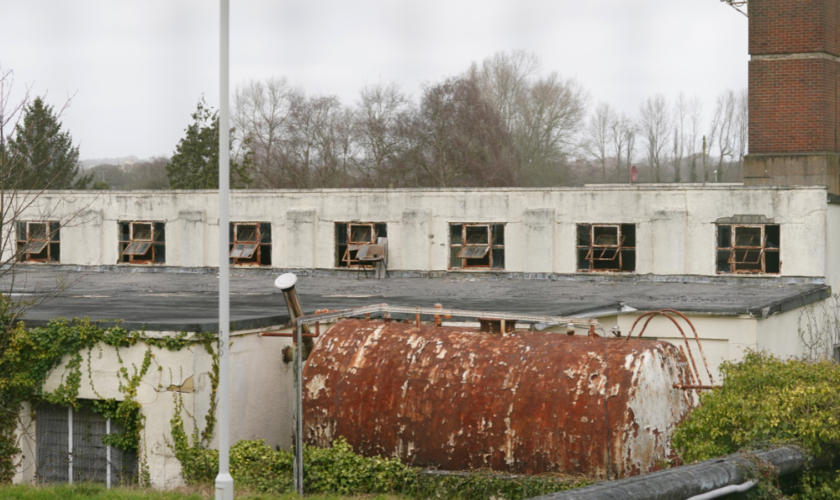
177;437;589;500
672;351;840;499
0;297;216;484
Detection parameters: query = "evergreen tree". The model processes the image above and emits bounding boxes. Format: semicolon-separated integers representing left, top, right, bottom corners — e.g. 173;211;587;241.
5;97;90;189
166;97;251;189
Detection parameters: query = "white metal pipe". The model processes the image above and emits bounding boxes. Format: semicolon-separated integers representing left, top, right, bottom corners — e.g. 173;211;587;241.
686;480;756;500
214;0;233;499
106;417;111;489
68;406;73;484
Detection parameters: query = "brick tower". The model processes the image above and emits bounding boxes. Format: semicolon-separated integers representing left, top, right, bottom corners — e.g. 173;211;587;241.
743;0;840;194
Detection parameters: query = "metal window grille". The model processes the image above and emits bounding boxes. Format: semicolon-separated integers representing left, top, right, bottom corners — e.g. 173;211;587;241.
36;402;137;487
15;221;60;263
576;224;636;272
449;223;505;270
229;222;272;266
335;222;387;268
118;221;165;264
716;224;780;274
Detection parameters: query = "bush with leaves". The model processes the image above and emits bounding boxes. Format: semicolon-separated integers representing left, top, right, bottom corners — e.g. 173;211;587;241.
181;437;588;500
672;351;840;499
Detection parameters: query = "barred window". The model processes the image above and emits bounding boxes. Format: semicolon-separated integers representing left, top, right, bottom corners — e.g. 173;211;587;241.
118;222;165;264
576;224;636;272
449;223;505;270
335;222;387;268
16;221;60;263
229;222;272;266
716;224;780;274
36;402;137;485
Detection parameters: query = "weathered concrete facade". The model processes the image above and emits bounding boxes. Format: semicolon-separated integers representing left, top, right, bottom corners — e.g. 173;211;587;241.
12;184;834;286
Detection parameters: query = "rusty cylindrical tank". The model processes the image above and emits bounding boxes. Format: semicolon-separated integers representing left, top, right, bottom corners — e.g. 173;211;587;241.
302;319;695;479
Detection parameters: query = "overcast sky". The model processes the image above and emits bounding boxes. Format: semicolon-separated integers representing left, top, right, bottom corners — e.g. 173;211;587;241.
1;0;747;162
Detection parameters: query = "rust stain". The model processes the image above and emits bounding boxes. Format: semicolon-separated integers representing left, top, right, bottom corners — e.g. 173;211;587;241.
302;319;695;479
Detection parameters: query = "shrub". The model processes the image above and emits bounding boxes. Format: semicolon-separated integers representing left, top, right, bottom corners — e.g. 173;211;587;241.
672;351;840;463
183;437;588;499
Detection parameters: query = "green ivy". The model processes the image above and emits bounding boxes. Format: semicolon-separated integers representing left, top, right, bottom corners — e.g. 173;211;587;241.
177;437;589;500
0;294;216;484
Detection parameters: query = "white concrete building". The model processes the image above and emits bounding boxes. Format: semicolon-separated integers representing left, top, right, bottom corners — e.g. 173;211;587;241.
7;184;839;488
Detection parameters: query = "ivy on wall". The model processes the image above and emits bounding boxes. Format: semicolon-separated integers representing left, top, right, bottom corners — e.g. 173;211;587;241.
0;295;217;484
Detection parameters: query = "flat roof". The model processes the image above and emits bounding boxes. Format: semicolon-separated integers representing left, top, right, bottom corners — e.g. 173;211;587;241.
0;269;829;332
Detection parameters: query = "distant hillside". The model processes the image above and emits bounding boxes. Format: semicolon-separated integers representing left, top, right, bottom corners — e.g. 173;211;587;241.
84;157;170;190
79;156;141;170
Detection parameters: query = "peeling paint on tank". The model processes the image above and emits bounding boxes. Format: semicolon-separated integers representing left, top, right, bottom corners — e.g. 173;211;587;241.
303;319;695;479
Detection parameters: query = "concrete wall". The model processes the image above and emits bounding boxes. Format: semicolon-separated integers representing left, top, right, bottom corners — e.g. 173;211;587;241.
11;185;829;279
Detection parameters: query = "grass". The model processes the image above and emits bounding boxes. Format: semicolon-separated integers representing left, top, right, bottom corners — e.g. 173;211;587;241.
0;483;401;500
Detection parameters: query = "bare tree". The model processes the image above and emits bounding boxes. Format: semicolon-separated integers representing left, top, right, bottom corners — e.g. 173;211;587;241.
708;90;738;182
687;96;703;182
670;93;687;183
639;94;670;182
351;81;413;186
512;73;588;183
582;102;613;182
735;88;748;175
233;78;293;188
469;51;588;185
611;112;636;182
405;76;515;187
468;50;540;132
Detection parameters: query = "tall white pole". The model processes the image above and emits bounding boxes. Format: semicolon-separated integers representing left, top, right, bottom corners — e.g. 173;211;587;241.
215;0;233;499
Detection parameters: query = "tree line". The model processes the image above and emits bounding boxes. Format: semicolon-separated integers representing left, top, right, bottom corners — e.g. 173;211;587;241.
0;53;749;191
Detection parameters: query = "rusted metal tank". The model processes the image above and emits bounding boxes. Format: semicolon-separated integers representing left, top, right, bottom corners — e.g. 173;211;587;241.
302;319;695;479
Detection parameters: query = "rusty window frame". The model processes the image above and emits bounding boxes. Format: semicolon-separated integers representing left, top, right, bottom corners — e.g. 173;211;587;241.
335;222;387;269
716;224;780;274
576;224;636;273
118;221;165;265
229;222;272;267
16;221;60;263
449;223;505;270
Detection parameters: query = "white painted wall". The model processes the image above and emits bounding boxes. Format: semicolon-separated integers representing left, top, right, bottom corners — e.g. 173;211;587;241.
15;329;292;489
9;185;829;278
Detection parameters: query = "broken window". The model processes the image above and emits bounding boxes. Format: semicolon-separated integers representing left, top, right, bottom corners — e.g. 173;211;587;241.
118;221;165;264
335;222;387;268
449;223;505;270
576;224;636;272
16;221;60;263
229;222;272;266
716;224;780;274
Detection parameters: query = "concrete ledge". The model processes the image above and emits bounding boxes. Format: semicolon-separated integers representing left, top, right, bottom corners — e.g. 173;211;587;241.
12;264;827;286
744;153;840;194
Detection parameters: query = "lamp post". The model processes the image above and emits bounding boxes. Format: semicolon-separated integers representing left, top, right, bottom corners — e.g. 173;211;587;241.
215;0;233;499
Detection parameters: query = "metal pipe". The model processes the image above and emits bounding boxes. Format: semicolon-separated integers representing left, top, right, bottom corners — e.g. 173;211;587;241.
686;481;756;500
214;0;233;498
528;446;811;500
293;319;304;495
274;274;314;358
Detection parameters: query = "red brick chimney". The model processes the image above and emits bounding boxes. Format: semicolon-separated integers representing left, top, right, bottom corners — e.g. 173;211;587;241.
743;0;840;194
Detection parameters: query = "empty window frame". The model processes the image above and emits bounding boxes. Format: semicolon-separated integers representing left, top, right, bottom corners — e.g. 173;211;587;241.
229;222;271;266
576;224;636;272
449;223;505;270
716;224;780;274
16;221;60;263
118;222;165;264
36;401;138;485
335;222;387;268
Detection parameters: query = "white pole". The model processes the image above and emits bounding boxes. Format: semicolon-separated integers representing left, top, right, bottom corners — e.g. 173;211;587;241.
106;417;111;489
68;406;73;484
215;0;233;499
